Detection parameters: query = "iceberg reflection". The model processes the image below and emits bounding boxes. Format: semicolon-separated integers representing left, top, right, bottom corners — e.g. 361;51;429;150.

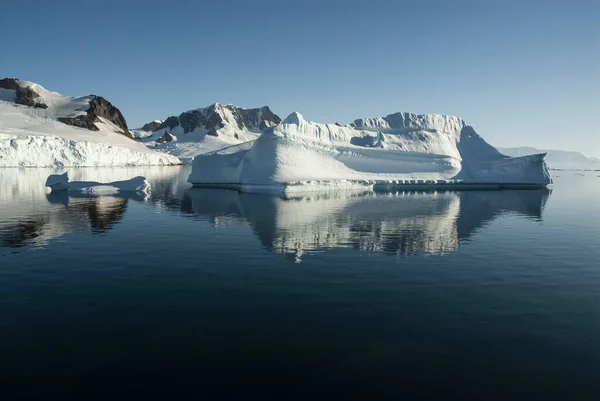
0;167;551;260
188;188;551;262
0;166;185;252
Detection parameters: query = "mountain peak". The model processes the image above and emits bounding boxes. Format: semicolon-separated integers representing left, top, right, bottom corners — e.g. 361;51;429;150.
282;112;305;125
0;77;131;138
154;103;281;135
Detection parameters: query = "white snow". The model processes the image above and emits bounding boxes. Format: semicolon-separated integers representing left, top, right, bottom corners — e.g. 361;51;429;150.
138;103;266;163
131;129;154;139
189;112;552;192
45;171;151;195
0;81;181;167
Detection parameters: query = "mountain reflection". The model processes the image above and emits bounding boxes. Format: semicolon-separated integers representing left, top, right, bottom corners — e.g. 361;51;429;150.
187;188;551;262
1;195;129;249
0;166;186;252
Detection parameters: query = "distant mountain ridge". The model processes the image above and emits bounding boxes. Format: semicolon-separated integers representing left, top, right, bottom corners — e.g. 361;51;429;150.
153;103;281;136
134;103;282;162
498;147;600;170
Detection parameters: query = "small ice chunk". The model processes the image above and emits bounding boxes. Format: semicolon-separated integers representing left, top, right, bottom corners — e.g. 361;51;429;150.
45;172;70;190
45;172;151;195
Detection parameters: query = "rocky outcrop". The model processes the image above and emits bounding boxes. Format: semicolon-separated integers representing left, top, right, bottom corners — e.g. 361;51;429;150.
1;78;131;138
156;132;175;143
155;103;281;134
159;116;180;131
141;121;162;132
0;78;48;109
59;96;132;139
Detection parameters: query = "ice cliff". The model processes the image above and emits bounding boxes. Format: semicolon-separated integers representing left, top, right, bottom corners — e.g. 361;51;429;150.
188;111;552;192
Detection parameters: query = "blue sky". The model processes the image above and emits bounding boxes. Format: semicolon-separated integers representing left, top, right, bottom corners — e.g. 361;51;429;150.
1;0;598;156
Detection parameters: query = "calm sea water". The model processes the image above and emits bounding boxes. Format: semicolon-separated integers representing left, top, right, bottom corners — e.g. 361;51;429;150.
1;167;599;400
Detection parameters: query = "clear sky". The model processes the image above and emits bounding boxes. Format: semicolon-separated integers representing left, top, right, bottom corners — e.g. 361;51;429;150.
1;0;598;156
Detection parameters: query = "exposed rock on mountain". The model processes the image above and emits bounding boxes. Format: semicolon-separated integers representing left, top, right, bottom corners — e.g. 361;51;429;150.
0;78;180;166
0;78;48;108
156;132;175;143
58;96;131;138
141;120;162;132
156;103;281;134
137;103;282;162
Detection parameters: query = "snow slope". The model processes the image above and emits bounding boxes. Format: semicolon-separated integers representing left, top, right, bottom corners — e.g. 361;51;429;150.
138;103;281;162
0;79;180;167
189;112;552;192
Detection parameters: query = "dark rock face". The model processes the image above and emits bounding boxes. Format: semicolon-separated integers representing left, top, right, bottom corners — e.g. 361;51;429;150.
178;110;203;134
0;77;20;91
157;116;180;131
0;78;48;109
59;96;132;139
234;105;281;131
58;115;99;131
141;121;162;132
156;132;174;144
206;128;219;137
155;104;281;135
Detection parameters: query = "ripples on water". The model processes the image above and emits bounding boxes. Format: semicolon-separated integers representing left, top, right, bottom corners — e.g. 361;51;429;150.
1;167;599;399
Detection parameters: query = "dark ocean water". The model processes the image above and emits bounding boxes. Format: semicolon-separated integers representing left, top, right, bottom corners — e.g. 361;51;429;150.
1;167;599;400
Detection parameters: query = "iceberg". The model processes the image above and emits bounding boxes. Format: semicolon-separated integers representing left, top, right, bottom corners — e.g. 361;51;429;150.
45;172;151;195
188;112;552;193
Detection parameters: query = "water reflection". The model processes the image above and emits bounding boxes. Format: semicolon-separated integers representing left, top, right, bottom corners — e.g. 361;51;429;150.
0;167;551;260
187;188;551;262
0;167;185;253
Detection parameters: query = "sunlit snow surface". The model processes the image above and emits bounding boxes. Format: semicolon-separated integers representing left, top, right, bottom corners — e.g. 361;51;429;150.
0;81;180;167
189;112;552;193
45;172;151;196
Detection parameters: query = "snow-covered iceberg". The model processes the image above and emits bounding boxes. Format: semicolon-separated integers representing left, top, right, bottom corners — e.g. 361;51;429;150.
45;172;151;196
188;112;552;193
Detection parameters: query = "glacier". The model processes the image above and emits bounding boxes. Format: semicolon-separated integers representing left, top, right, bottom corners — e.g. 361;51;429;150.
188;111;552;193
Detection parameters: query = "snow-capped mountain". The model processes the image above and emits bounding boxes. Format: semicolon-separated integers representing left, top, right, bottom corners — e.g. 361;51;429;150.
497;147;600;170
137;103;281;162
0;77;131;138
0;78;180;167
189;111;552;191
